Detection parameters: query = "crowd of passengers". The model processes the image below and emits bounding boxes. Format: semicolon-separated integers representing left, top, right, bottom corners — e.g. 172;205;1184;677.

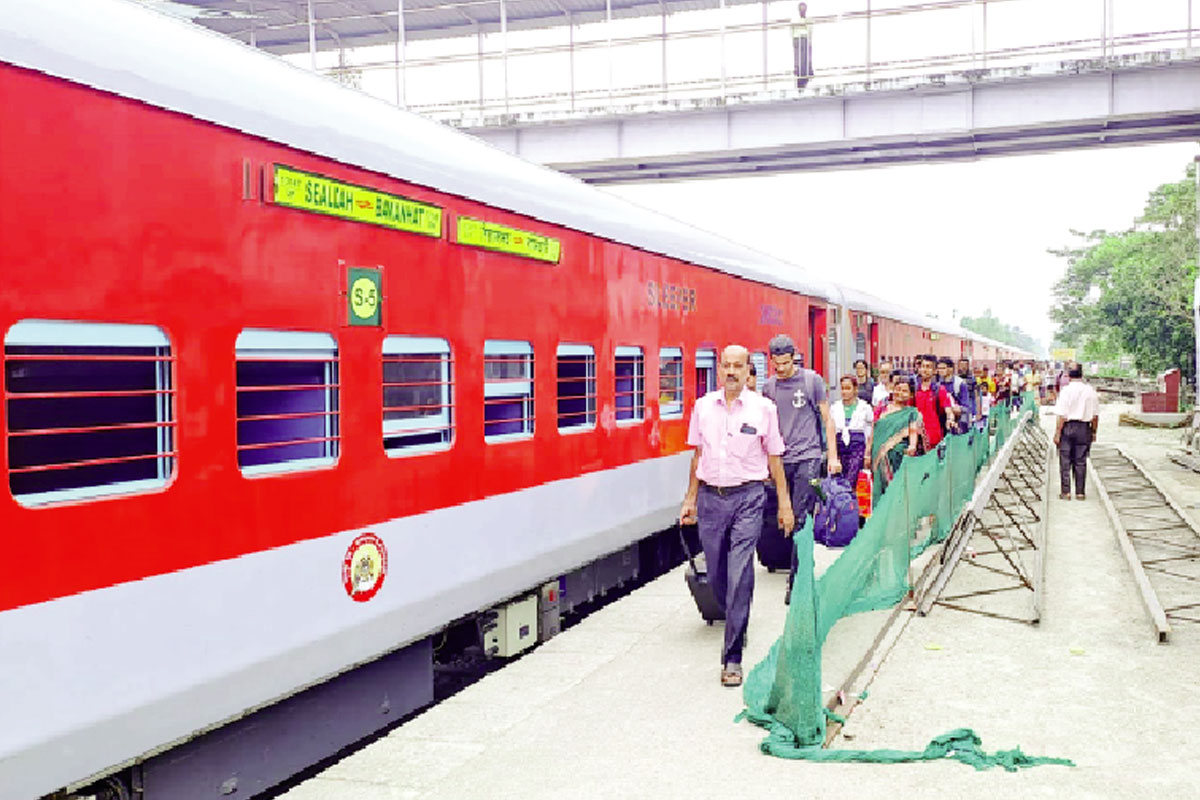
679;336;1057;688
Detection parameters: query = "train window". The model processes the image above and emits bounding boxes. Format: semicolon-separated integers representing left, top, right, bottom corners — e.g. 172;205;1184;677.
614;346;645;423
235;329;339;475
659;347;684;419
750;352;767;382
484;340;534;441
4;320;175;507
695;348;717;396
556;344;596;432
383;337;453;455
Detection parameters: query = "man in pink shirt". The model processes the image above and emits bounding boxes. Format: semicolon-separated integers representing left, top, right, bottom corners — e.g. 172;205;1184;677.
680;345;795;687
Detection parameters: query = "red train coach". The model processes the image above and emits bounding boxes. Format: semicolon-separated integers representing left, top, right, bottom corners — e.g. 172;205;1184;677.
0;2;850;797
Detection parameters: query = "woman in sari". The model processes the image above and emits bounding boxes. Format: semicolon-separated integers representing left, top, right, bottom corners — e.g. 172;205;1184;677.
871;374;922;501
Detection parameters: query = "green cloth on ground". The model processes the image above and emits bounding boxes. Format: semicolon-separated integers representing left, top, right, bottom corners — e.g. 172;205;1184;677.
753;728;1074;772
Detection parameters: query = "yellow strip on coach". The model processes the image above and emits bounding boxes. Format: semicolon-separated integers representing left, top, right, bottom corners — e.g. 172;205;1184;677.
272;164;442;237
456;216;561;263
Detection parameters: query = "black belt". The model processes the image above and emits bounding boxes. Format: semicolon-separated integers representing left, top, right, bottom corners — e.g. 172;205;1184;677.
700;481;761;497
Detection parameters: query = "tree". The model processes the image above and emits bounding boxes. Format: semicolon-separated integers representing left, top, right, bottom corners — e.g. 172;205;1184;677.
1049;161;1197;378
960;309;1042;356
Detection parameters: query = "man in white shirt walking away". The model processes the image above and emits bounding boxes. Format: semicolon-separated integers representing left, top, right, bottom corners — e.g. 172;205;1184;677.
1053;363;1100;500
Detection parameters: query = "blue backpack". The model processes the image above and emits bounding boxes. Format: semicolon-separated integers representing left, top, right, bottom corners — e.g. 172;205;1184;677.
813;476;860;547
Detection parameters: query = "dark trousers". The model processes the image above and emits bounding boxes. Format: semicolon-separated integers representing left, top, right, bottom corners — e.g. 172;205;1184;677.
835;432;866;489
794;36;812;88
1059;420;1093;495
785;457;823;587
697;483;765;666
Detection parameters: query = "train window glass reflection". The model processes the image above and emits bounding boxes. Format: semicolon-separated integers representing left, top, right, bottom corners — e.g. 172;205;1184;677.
614;346;644;423
556;344;596;432
235;329;339;476
2;321;175;503
484;340;534;441
4;320;175;506
695;348;717;397
383;337;453;455
659;347;684;419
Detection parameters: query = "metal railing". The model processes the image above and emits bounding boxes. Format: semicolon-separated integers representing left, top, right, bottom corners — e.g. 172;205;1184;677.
310;0;1200;126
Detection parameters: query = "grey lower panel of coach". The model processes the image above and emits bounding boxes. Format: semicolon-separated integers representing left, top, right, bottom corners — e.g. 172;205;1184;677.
136;639;433;800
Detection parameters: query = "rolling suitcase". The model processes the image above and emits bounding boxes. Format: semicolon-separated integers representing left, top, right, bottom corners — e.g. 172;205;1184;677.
756;484;792;572
680;523;724;625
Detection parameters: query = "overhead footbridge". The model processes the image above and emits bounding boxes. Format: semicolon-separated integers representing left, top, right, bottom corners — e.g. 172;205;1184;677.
170;0;1200;182
473;50;1200;183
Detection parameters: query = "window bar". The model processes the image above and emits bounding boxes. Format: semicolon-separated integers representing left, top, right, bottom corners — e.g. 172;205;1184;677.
8;451;180;474
236;435;340;453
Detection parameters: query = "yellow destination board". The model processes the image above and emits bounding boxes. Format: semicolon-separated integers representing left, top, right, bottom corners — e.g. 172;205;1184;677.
1050;347;1077;362
456;217;561;263
272;165;442;237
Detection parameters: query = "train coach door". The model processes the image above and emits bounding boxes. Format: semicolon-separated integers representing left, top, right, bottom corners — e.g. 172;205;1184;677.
808;307;826;378
869;321;880;365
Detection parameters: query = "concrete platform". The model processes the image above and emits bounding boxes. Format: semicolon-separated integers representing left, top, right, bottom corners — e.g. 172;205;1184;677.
282;404;1200;800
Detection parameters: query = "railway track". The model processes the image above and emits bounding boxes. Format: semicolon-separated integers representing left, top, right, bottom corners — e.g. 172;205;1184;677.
1090;445;1200;642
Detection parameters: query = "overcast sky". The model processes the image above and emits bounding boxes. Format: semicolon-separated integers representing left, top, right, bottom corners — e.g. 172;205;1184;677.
604;142;1199;349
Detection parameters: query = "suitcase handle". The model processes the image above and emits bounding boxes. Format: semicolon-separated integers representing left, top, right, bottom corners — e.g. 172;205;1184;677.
678;522;701;573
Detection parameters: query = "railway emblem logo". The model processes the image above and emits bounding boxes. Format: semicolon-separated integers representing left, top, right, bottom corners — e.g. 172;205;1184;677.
342;533;388;602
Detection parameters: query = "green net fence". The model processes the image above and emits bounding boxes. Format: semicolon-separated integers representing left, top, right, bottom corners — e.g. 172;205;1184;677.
740;392;1073;770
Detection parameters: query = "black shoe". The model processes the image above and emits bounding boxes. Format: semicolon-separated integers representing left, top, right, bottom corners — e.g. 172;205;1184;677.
784;586;791;605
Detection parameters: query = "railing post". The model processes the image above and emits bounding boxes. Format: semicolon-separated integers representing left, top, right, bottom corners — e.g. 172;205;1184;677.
661;0;668;102
865;0;872;82
501;0;509;114
477;23;484;113
1188;0;1193;50
606;0;614;105
396;0;407;109
306;0;317;70
982;0;988;68
762;0;769;90
720;0;728;98
569;12;576;112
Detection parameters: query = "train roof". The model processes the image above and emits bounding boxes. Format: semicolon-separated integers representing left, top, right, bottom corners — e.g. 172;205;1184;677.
2;0;1038;359
3;0;840;303
836;286;1036;359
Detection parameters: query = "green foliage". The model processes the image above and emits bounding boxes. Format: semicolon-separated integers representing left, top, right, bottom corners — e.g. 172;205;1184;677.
1078;331;1122;365
959;310;1041;356
1049;161;1197;379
